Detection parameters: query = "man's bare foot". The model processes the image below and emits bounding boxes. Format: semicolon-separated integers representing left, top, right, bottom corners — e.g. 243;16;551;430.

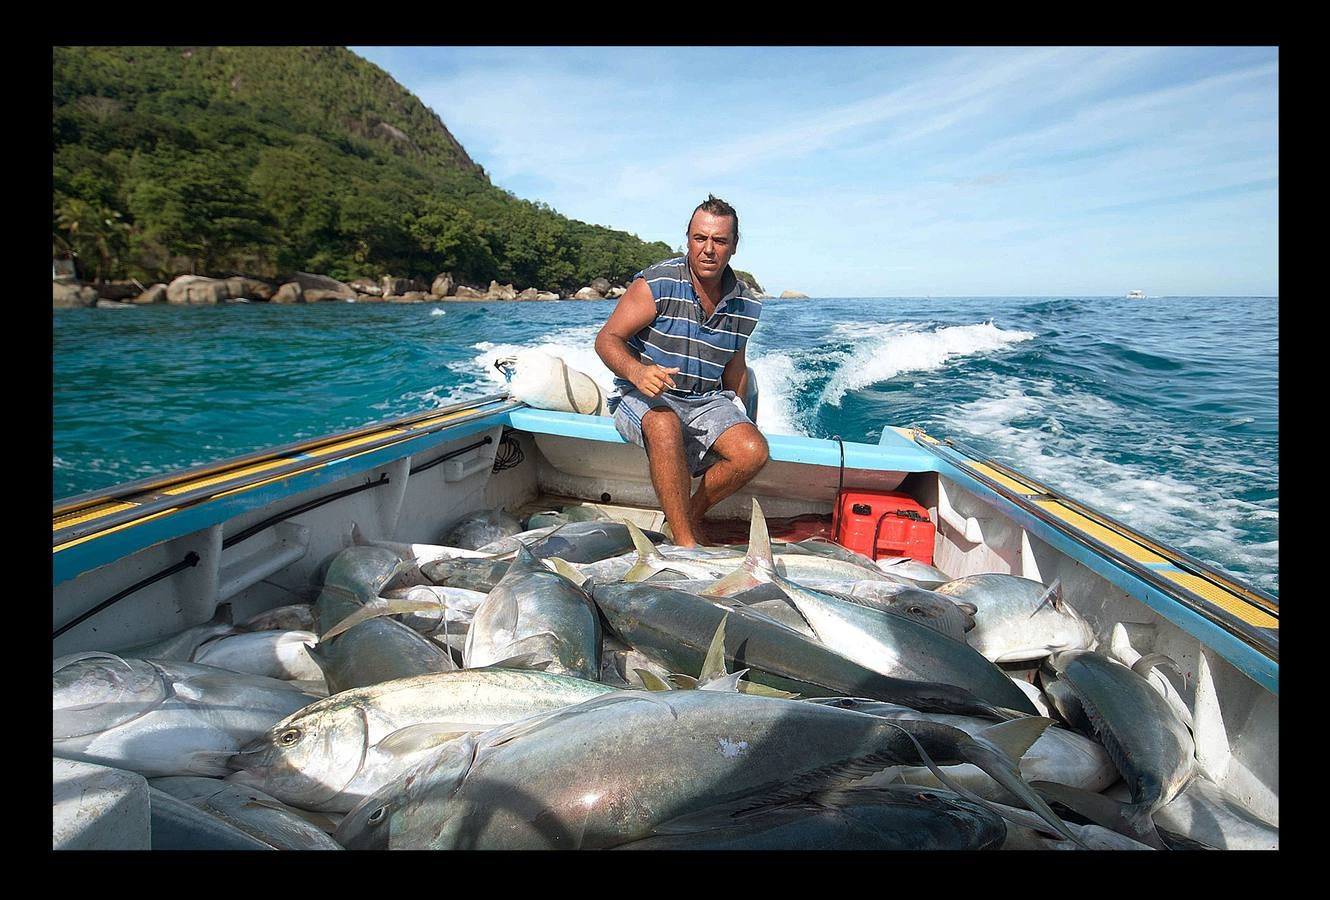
664;518;711;548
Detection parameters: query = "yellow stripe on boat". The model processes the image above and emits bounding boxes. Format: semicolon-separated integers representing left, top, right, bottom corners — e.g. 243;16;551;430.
918;431;1278;635
964;461;1042;496
53;507;183;553
158;457;298;496
299;429;410;459
1032;499;1173;565
1158;571;1279;629
53;500;140;532
54;402;505;550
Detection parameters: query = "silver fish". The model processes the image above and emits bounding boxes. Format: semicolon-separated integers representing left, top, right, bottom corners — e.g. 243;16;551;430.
192;630;325;685
464;545;601;679
236;604;316;634
620;521;898;586
1102;776;1278;850
228;668;615;813
876;557;953;588
936;574;1095;663
701;501;1037;714
108;606;234;661
306;617;457;694
335;689;1079;849
148;787;277;850
151;776;343;850
442;508;523;550
53;653;319;778
1041;649;1195;846
806;698;1117;802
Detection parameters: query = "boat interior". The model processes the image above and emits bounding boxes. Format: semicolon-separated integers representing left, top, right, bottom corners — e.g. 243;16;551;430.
51;402;1279;829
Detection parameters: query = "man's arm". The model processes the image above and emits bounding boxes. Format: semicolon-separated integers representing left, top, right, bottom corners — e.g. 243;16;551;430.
721;344;750;403
595;278;679;398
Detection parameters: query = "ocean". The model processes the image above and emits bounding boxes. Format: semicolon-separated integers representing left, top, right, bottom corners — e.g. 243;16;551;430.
52;295;1279;596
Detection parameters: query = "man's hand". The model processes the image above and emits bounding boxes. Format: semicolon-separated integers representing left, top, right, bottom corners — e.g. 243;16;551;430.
634;364;680;398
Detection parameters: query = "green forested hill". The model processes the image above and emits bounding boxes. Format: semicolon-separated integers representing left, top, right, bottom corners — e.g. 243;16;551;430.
51;46;684;292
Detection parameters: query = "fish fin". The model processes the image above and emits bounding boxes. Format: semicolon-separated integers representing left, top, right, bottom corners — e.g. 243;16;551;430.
377;723;471;756
481;650;554;672
321;597;437;642
667;674;700;690
699;564;769;597
488;691;677;749
546;557;588;587
698;671;747;693
1032;579;1064;614
646;791;826;838
932;722;1088;849
350;521;371;547
1030;781;1167;850
699;613;729;681
621;560;660;583
735;680;801;699
182;749;240;777
634;669;675;691
720;747;934;814
978;716;1056;763
648;567;695;582
870;719;1086;849
512;542;542;569
53;650;133;675
1131;652;1188;691
747;498;775;570
625;520;664;561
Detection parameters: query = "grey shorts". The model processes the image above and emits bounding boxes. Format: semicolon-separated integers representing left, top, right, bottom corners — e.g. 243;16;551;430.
610;389;753;477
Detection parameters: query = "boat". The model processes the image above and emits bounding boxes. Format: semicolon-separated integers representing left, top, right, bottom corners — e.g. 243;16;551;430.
1127;289;1146;300
52;390;1278;849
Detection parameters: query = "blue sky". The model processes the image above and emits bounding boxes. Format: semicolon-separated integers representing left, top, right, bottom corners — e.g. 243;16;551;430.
349;46;1278;297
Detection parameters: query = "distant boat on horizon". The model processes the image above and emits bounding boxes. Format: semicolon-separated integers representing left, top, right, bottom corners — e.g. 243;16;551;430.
1126;289;1146;300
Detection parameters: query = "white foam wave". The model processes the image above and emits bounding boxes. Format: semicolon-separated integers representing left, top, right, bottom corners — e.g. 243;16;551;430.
820;322;1037;407
748;352;806;436
430;308;446;317
938;376;1279;592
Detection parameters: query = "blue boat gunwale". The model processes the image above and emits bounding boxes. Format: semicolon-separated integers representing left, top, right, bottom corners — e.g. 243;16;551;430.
52;401;1277;695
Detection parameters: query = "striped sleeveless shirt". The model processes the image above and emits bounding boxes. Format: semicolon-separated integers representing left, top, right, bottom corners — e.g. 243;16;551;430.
611;257;762;399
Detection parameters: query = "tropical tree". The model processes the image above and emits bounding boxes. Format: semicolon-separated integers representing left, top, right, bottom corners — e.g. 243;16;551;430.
54;196;130;283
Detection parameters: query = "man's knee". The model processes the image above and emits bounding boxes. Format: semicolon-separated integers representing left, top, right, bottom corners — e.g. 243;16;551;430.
720;424;769;471
640;408;683;447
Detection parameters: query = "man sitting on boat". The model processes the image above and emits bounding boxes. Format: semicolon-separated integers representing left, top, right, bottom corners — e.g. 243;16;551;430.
595;195;769;546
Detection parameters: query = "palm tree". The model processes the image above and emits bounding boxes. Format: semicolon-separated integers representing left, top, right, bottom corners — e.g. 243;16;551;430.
55;198;129;284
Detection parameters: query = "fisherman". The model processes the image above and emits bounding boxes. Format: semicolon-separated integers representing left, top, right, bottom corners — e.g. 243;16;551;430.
595;195;768;546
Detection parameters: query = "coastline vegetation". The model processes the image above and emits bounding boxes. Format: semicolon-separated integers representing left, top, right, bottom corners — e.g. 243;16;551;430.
53;46;761;297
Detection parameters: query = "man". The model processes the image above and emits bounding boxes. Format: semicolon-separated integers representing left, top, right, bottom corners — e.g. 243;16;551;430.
595;195;769;546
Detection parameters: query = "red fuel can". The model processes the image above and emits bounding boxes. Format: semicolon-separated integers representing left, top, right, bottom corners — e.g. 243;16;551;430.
833;490;935;564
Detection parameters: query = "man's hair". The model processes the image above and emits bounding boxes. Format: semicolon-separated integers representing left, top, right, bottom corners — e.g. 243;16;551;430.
689;194;739;244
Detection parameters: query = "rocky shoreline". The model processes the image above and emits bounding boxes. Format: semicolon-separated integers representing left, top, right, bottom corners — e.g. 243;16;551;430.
53;269;781;309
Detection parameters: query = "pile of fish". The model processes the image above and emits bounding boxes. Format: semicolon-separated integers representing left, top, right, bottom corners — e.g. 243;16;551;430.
53;500;1278;850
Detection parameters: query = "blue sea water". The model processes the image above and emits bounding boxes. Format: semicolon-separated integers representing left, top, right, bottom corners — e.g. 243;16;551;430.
52;296;1279;595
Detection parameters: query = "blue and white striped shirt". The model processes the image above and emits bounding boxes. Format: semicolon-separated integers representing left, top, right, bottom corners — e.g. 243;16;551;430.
611;257;762;400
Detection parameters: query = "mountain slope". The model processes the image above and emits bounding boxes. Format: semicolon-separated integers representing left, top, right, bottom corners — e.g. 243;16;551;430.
52;45;678;291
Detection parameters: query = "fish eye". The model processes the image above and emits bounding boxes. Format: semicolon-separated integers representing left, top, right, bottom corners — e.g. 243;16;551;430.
908;607;924;615
367;806;387;826
278;727;302;746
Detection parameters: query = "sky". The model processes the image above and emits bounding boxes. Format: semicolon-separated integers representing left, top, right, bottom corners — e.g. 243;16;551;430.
349;46;1278;298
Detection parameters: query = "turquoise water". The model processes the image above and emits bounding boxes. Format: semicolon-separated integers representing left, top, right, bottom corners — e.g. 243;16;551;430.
53;296;1278;595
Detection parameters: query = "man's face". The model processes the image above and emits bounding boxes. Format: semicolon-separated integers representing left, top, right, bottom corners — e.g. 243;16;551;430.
686;210;738;282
